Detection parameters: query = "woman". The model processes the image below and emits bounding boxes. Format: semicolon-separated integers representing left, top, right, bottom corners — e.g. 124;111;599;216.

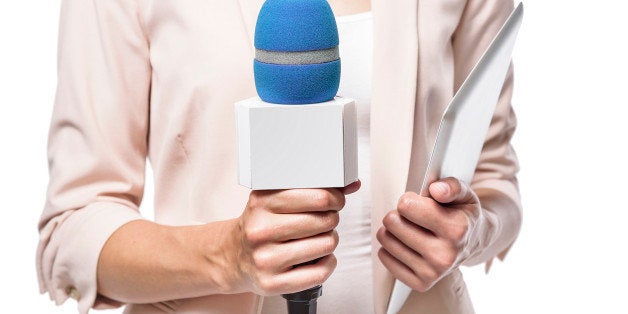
37;0;522;313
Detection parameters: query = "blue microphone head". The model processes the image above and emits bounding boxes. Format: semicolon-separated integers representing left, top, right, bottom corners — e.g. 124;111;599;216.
254;0;340;104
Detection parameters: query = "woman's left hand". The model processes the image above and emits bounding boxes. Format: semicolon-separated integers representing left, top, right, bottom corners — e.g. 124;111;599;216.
377;177;484;292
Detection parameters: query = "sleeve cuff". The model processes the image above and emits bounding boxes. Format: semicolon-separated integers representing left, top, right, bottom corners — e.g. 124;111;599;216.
38;202;143;314
466;179;522;271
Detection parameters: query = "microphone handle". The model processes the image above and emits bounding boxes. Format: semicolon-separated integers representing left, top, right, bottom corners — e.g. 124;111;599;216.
281;259;324;314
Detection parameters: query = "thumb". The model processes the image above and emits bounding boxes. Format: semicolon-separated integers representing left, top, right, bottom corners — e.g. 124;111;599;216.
341;180;361;195
428;177;477;205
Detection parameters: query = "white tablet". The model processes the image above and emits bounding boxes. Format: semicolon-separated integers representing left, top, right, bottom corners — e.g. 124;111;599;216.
387;3;524;313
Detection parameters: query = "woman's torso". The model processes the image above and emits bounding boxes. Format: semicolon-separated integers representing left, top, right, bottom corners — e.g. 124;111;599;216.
127;0;474;313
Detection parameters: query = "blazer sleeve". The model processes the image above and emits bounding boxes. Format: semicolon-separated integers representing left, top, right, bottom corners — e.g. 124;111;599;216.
452;0;523;269
36;0;150;312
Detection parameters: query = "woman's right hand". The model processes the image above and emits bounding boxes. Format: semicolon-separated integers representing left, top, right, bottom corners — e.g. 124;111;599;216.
224;180;361;296
96;181;360;303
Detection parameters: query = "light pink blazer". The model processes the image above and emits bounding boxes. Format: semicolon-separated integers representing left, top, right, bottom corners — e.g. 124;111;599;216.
37;0;522;313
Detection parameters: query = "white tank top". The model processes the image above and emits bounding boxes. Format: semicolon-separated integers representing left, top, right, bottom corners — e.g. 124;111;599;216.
261;11;375;314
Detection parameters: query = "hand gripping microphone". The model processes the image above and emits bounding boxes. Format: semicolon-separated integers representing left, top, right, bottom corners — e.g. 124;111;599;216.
235;0;358;313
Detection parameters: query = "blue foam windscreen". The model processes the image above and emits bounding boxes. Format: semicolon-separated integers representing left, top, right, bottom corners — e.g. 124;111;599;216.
254;0;340;104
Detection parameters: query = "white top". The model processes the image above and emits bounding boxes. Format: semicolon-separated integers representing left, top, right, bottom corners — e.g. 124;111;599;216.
261;11;374;314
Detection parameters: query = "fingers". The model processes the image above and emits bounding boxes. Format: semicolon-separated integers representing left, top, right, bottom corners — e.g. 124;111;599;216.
255;254;337;296
242;210;339;245
377;249;435;293
428;177;478;205
377;226;458;291
258;231;339;271
376;183;481;293
381;211;449;263
376;228;438;277
397;192;441;231
378;221;457;274
254;187;347;214
240;183;358;296
272;211;340;242
396;192;470;242
341;180;361;195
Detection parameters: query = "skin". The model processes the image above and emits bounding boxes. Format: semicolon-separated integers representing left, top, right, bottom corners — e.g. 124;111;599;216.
97;181;361;303
99;0;510;304
98;0;374;304
330;0;494;293
377;177;484;292
328;0;520;293
98;1;374;304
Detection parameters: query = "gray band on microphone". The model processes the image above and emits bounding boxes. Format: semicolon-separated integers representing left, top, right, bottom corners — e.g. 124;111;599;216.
255;47;339;65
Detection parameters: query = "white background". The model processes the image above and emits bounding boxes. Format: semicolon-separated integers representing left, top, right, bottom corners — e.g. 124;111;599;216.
1;0;626;313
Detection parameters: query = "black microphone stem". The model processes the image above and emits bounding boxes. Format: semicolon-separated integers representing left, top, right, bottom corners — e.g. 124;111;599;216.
281;259;323;314
282;285;322;314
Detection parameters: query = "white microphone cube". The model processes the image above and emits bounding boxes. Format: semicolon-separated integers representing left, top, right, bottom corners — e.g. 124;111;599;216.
235;96;358;190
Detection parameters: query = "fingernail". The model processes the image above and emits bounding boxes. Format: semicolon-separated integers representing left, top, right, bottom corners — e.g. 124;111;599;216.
433;182;449;195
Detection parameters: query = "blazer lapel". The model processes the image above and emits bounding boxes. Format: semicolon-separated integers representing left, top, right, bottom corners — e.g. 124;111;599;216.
370;0;419;313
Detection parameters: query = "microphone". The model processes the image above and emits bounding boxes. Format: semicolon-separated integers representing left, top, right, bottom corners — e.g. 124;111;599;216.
235;0;358;313
254;0;340;104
